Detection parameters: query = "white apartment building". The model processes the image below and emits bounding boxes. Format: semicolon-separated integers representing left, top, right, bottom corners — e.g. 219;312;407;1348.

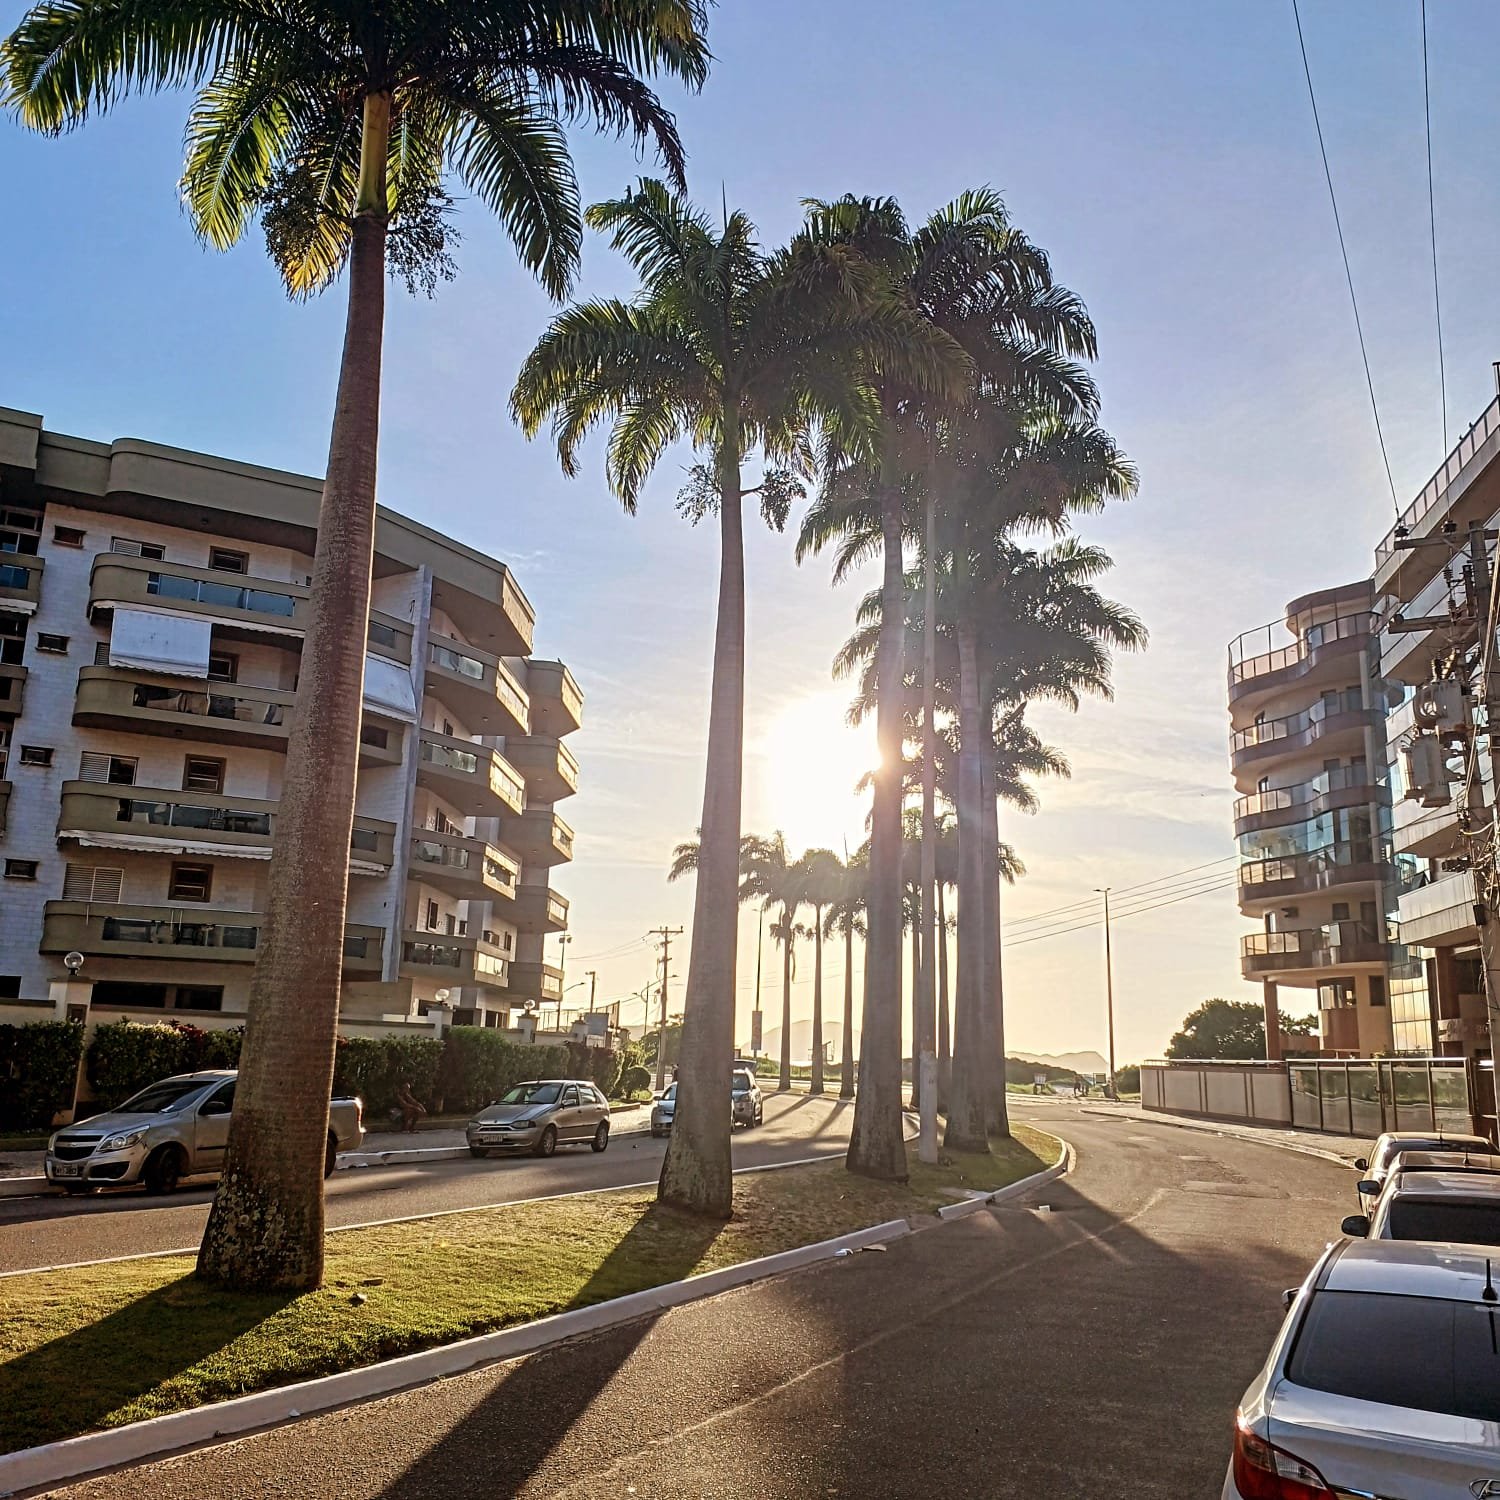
0;405;579;1036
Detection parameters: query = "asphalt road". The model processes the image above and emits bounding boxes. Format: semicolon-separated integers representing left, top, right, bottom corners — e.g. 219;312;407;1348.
0;1093;863;1274
44;1100;1354;1499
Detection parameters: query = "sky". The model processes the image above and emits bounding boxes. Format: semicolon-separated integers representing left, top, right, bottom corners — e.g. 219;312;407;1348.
3;1;1499;1063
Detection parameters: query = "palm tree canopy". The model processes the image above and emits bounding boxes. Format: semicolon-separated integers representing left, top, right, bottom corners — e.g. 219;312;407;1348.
512;178;969;512
1;0;710;297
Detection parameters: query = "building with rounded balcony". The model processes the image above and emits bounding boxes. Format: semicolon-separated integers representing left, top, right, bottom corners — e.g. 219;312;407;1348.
1227;580;1396;1056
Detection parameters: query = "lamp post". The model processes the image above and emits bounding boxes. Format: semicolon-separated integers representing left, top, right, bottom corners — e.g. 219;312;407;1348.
1096;888;1117;1099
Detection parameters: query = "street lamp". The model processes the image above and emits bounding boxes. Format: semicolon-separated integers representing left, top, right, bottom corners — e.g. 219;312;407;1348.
1096;888;1117;1100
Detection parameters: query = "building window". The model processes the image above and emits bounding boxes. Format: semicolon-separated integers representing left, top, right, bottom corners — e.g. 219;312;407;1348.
359;723;390;750
183;756;225;794
1368;976;1388;1008
209;547;249;574
52;525;85;548
111;536;166;559
35;633;68;654
62;864;124;902
207;651;238;683
368;620;397;649
3;859;38;880
425;899;440;930
0;976;20;1000
18;746;52;768
0;616;25;666
174;986;224;1012
79;751;137;785
92;981;168;1010
168;862;213;902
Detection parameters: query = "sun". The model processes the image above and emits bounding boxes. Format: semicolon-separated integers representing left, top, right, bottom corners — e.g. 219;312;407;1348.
753;689;881;854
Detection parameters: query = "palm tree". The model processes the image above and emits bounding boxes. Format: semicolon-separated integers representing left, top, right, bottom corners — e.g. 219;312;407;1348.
822;851;867;1100
515;185;955;1216
796;848;845;1095
740;833;807;1094
2;0;708;1292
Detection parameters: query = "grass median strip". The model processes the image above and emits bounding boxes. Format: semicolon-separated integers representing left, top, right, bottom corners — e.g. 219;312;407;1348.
0;1126;1058;1452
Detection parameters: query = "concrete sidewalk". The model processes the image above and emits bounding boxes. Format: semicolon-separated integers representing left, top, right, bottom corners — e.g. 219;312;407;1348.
1067;1097;1366;1165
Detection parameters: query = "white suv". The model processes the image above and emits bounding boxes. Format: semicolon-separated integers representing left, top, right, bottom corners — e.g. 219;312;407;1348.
1225;1239;1500;1498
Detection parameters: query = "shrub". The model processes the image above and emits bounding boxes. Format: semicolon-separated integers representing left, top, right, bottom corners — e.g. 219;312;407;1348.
0;1021;84;1131
85;1021;190;1109
621;1065;652;1097
333;1035;444;1118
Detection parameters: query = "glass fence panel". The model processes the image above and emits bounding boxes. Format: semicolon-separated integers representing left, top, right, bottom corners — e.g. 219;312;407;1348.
1290;1063;1321;1129
1348;1065;1383;1137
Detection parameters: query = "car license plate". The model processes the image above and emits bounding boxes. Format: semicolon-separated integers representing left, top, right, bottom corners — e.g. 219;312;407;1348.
52;1162;81;1179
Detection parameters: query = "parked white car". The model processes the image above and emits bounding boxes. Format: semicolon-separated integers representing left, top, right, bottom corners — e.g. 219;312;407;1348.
1342;1166;1500;1247
1224;1239;1500;1498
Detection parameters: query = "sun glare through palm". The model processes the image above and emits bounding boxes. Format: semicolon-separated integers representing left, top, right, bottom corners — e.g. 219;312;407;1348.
756;690;880;854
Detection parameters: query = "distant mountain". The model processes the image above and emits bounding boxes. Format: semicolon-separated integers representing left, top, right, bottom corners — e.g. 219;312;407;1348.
1011;1049;1109;1076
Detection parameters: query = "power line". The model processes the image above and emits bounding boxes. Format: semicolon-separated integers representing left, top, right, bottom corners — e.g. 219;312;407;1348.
1002;879;1236;950
1291;0;1399;514
1004;855;1239;932
1421;0;1448;451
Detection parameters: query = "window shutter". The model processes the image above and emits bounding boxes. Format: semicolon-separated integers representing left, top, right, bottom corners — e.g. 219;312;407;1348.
78;752;112;783
62;864;123;902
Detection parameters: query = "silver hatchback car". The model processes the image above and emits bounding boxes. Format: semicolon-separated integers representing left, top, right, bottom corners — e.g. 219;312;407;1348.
466;1079;611;1158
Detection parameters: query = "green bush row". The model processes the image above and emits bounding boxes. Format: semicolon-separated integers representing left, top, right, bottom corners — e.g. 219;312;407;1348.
0;1021;84;1131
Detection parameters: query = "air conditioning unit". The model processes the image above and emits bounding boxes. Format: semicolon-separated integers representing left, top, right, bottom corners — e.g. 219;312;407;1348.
1403;735;1453;808
1413;678;1466;733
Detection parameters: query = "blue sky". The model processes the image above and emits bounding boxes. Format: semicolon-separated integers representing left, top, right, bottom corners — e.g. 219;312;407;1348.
3;1;1497;1061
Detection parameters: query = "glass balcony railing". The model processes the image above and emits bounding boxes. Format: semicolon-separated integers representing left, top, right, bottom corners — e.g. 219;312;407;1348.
1233;764;1372;821
1230;689;1367;754
146;570;297;618
1239;840;1382;890
1240;920;1383;958
1227;612;1373;686
113;797;272;837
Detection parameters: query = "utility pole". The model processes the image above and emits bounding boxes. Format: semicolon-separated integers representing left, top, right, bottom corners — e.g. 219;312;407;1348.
649;926;684;1092
752;909;764;1060
556;932;572;1031
1097;888;1117;1100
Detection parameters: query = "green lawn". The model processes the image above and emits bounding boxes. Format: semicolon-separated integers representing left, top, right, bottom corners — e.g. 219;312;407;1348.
0;1125;1058;1451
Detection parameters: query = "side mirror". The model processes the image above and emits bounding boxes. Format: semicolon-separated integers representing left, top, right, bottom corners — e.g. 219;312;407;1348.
1281;1288;1298;1310
1340;1214;1370;1238
199;1098;230;1117
1356;1180;1380;1196
1353;1158;1368;1171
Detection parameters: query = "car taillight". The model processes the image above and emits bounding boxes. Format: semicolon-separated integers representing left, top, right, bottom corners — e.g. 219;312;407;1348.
1232;1417;1334;1500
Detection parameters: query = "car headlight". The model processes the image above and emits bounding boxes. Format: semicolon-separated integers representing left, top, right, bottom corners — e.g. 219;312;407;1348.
101;1131;144;1152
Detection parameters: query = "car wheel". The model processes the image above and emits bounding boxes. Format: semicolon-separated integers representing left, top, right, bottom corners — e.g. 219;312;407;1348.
591;1121;610;1153
469;1145;490;1159
142;1145;184;1196
533;1125;558;1159
756;1105;763;1126
324;1134;339;1178
650;1127;663;1139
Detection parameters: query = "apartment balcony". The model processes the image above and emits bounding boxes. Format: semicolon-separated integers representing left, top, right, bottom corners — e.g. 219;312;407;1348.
513;885;569;934
399;930;509;990
0;662;26;716
55;780;397;870
1391;793;1463;860
505;808;574;866
408;831;520;904
1238;842;1389;908
40;900;385;973
506;961;564;1004
1377;563;1477;687
1232;773;1379;838
504;734;579;802
87;554;414;661
1226;609;1372;712
1229;692;1378;778
1375;394;1500;597
1240;922;1388;980
527;661;582;737
426;635;529;737
416;731;524;819
0;554;43;612
428;567;534;660
1397;868;1478;949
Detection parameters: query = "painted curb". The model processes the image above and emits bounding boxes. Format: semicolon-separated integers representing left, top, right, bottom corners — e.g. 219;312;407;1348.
0;1177;44;1200
1081;1108;1359;1168
933;1139;1073;1221
0;1218;910;1497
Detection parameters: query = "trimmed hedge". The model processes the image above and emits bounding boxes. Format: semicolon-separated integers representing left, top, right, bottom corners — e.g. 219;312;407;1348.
0;1021;84;1130
86;1022;192;1109
333;1035;445;1118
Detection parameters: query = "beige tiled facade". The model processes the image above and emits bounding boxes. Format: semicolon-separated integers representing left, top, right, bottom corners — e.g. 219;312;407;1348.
0;406;575;1033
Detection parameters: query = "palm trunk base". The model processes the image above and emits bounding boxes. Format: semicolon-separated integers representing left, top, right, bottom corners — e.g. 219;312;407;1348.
197;1161;324;1291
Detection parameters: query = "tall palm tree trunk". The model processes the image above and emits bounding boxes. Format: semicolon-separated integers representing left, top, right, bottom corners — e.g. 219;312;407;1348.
659;420;745;1218
847;485;907;1180
916;492;937;1138
778;912;794;1091
198;94;392;1292
936;880;951;1111
982;781;1010;1138
945;617;990;1154
908;905;921;1108
810;908;825;1094
840;921;855;1099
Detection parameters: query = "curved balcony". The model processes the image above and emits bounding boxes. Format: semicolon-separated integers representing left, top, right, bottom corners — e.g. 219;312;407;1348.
399;930;509;991
416;730;524;819
1229;690;1377;775
513;885;569;934
1227;610;1372;709
426;636;529;738
408;831;519;904
1240;922;1387;979
527;660;583;737
0;554;43;613
1238;840;1390;906
1232;770;1379;836
504;734;579;802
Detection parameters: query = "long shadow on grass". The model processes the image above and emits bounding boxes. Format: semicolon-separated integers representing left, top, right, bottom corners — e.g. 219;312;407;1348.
374;1202;727;1498
0;1275;291;1452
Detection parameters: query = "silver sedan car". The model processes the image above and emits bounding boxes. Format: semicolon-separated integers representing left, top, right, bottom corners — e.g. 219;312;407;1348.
466;1080;611;1158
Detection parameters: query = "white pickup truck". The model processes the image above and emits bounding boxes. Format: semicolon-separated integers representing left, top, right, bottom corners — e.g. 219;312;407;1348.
45;1069;365;1194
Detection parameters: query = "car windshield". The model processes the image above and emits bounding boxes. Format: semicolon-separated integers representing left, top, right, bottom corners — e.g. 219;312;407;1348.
1376;1138;1487;1173
115;1079;209;1114
499;1083;561;1106
732;1072;753;1093
1287;1291;1500;1420
1385;1200;1500;1245
661;1085;677;1102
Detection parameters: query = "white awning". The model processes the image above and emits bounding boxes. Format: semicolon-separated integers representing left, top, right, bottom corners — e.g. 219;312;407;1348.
363;654;416;720
109;607;212;677
0;597;36;617
63;832;385;876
